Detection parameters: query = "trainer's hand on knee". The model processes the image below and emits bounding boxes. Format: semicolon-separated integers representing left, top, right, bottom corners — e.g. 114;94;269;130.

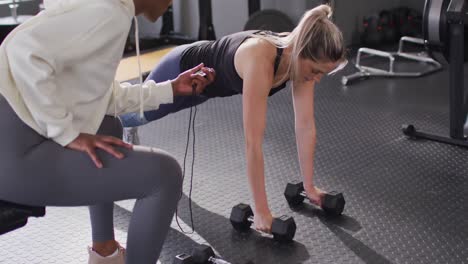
66;133;133;168
171;63;216;96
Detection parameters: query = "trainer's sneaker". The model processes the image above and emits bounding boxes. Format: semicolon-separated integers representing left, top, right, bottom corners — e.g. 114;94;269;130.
123;127;140;145
88;246;125;264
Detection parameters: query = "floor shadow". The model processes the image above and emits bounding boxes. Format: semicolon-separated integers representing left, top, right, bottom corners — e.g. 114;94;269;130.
319;218;394;264
114;194;311;264
290;203;362;233
291;203;393;264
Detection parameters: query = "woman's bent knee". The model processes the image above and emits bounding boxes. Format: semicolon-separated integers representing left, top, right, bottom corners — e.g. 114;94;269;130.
129;146;183;197
145;148;182;191
159;152;183;192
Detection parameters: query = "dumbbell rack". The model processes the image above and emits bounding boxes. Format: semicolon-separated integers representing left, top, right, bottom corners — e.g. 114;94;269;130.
342;36;443;85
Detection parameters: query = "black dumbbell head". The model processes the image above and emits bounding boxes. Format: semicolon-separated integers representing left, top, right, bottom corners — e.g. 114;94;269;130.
230;203;253;232
192;244;215;263
322;192;345;216
173;253;194;264
271;215;296;242
402;124;415;137
284;182;305;207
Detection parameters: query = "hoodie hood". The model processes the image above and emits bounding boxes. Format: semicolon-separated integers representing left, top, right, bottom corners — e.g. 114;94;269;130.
43;0;135;16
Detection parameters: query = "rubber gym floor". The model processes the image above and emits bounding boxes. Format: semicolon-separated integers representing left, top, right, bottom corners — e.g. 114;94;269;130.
0;57;467;264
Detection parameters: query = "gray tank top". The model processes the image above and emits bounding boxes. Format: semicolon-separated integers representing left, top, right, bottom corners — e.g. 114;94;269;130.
180;30;288;98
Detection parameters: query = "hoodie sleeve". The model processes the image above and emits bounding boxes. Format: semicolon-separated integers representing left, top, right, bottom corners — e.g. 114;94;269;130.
6;4;130;146
106;79;174;116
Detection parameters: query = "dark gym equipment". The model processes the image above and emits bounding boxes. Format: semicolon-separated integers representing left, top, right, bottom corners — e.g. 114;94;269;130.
393;7;423;38
422;0;468;62
284;182;345;216
173;244;231;264
361;14;385;47
198;0;217;41
158;4;193;45
126;0;216;53
403;0;467;148
159;0;216;43
244;0;295;33
229;203;296;242
362;7;423;46
380;10;398;44
0;200;45;235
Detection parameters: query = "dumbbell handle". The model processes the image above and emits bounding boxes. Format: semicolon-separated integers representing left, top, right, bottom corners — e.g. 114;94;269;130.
298;190;322;206
247;216;254;222
299;190;308;199
208;256;231;264
248;215;287;225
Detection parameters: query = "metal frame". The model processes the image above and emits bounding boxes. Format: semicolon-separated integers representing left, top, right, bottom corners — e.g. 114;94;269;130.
160;1;216;41
198;0;217;41
248;0;261;16
342;36;443;85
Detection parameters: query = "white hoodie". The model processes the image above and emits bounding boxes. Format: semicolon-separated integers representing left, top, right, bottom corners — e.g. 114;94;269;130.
0;0;173;146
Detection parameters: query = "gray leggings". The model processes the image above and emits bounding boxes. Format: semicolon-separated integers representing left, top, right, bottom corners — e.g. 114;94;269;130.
0;96;182;264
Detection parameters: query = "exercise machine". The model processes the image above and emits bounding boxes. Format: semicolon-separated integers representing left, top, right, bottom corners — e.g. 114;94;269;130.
243;0;336;33
126;0;216;53
244;0;295;33
402;0;467;148
159;0;216;44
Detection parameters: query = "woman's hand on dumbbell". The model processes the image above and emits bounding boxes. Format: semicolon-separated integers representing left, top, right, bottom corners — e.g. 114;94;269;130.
230;203;296;242
304;185;327;207
171;63;216;96
253;209;273;234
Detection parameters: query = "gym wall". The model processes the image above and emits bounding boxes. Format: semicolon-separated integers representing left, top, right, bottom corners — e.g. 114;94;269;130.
0;0;427;45
399;0;426;11
136;0;427;46
0;0;40;17
332;0;425;45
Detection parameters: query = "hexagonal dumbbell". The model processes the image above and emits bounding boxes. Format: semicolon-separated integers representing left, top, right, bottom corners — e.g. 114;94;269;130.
284;182;345;216
173;253;194;264
229;203;296;242
192;244;230;264
173;244;231;264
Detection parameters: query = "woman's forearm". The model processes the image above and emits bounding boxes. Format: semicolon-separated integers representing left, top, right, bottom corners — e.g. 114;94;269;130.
295;127;317;189
245;144;270;213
